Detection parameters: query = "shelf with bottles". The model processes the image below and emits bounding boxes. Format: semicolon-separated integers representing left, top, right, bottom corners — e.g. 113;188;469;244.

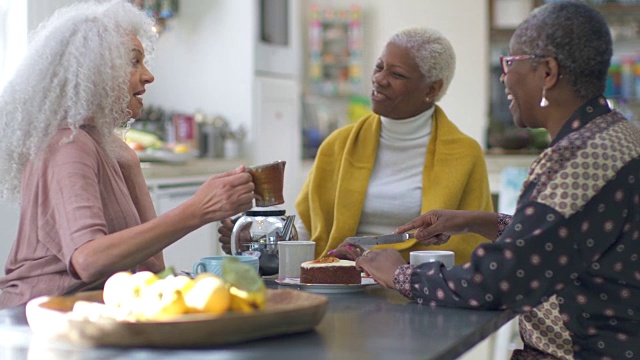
488;0;640;149
604;52;640;121
307;4;363;97
491;0;640;43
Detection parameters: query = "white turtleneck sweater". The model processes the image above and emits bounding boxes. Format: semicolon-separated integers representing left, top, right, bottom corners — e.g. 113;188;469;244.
356;107;433;236
294;108;433;241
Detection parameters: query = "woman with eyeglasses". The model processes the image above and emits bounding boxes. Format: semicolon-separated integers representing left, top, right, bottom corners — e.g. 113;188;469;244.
218;27;494;264
356;2;640;359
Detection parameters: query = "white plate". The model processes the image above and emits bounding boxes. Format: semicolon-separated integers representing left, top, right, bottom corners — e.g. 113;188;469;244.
275;277;378;294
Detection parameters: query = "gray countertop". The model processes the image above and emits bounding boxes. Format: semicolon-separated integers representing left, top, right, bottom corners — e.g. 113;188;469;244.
141;158;247;182
0;281;515;360
139;154;539;195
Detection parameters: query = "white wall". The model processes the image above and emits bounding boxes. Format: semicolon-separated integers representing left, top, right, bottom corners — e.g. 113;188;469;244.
27;0;77;32
0;0;27;91
144;1;255;129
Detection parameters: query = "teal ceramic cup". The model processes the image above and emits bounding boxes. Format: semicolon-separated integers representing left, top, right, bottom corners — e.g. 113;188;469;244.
192;255;260;277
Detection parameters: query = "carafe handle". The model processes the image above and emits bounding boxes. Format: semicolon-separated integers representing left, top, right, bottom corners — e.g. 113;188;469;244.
230;219;252;256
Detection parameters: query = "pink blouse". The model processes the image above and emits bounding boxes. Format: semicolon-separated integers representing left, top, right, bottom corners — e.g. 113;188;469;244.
0;128;142;308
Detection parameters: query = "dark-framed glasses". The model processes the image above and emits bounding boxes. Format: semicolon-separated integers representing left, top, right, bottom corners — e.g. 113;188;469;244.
500;55;547;75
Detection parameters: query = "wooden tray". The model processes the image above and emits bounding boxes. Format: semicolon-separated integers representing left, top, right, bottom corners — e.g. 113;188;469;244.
26;289;328;348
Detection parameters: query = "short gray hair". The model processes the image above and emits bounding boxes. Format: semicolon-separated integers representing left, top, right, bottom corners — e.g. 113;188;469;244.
388;27;456;102
512;0;612;100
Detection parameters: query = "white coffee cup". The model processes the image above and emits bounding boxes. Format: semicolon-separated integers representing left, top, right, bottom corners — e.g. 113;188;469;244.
409;250;455;269
278;240;316;278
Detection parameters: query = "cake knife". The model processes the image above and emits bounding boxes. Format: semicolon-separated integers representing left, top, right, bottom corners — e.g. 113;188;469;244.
346;233;415;246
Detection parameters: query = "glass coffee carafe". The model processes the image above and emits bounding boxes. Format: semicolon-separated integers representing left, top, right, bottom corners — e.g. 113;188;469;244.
229;207;297;276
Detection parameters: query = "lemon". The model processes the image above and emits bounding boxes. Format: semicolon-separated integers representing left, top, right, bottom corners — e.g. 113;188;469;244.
129;271;160;298
229;287;262;313
184;275;231;315
140;277;189;320
221;257;266;312
169;275;196;295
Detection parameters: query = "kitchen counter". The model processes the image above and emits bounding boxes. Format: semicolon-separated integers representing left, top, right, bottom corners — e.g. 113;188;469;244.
141;158;247;183
0;282;515;360
139;154;538;195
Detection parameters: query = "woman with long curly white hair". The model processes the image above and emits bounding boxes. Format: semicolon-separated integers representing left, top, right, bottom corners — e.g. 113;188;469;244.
0;0;254;308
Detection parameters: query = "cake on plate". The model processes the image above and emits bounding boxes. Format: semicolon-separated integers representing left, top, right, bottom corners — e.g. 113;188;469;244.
299;257;361;285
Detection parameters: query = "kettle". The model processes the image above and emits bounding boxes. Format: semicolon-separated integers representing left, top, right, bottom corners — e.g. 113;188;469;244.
230;207;297;276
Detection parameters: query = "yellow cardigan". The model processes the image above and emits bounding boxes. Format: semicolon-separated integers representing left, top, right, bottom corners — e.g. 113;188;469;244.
295;106;494;264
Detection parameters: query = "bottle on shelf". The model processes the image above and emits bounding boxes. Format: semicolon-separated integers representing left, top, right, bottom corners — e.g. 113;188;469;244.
634;55;640;101
621;56;635;100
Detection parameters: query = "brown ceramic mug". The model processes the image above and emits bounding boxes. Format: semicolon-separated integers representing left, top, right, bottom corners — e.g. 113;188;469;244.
247;160;286;207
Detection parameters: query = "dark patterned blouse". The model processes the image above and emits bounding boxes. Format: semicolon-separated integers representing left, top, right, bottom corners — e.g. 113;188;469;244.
394;97;640;360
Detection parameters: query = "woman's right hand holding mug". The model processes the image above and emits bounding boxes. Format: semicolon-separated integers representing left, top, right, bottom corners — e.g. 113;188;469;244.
188;166;254;226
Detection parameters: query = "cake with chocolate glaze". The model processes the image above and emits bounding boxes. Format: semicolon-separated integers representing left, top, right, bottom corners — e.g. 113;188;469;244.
299;256;361;284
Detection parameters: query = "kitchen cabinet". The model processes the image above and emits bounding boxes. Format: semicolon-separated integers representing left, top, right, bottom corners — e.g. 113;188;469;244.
149;178;222;273
144;159;248;271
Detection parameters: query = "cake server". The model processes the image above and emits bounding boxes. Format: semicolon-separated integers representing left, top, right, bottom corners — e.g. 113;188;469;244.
346;233;415;245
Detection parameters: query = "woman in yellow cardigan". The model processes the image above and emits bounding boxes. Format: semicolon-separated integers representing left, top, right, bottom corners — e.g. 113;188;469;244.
294;27;493;264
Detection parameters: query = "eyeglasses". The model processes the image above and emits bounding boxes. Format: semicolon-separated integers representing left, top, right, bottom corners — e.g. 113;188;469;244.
500;55;547;75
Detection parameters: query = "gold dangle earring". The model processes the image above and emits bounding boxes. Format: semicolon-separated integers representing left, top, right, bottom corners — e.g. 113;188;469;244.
540;88;549;108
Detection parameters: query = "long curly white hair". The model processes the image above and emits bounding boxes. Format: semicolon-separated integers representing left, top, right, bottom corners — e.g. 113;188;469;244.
0;0;156;202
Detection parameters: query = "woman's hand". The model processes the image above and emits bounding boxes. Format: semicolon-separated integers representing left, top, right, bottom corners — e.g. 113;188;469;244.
395;210;499;244
218;218;235;254
328;240;367;260
355;249;406;288
188;166;254;226
218;218;252;255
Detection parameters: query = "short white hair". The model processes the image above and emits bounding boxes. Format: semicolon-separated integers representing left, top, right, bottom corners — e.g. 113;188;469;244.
389;27;456;102
0;0;156;201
